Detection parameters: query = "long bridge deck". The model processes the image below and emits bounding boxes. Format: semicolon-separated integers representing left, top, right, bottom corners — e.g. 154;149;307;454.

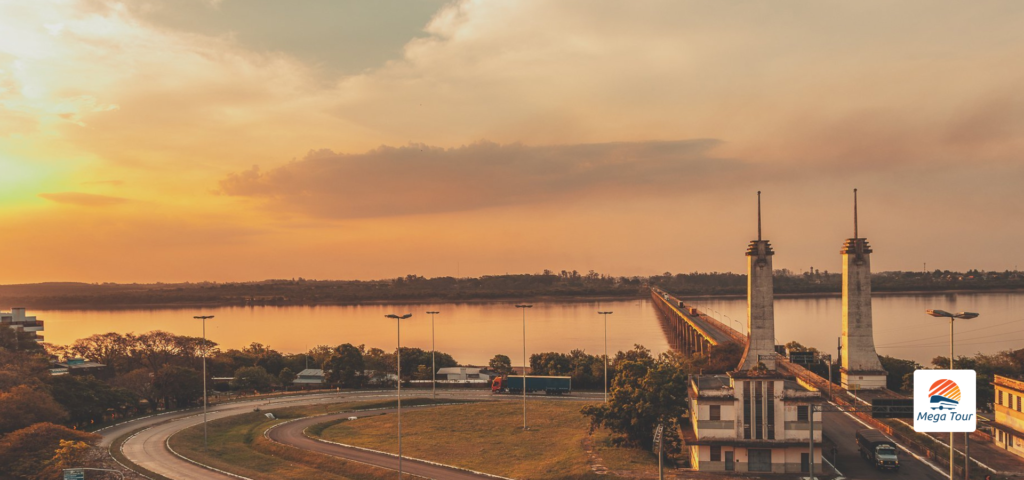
650;287;741;354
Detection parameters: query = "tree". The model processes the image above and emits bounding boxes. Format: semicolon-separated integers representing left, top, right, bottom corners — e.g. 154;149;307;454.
154;365;203;408
0;385;68;434
68;332;132;374
581;345;688;453
278;367;296;386
0;350;52;391
324;344;365;388
879;355;921;393
109;368;157;410
307;345;334;367
488;354;513;376
0;423;99;479
363;348;395;385
231;366;276;392
50;375;138;426
35;440;99;480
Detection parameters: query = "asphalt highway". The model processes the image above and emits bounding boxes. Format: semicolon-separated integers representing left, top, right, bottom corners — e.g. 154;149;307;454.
103;390;604;480
821;401;949;480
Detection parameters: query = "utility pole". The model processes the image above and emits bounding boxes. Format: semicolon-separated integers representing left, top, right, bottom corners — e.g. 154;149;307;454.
193;315;214;450
385;313;412;478
427;311;440;399
598;311;613;402
516;304;533;429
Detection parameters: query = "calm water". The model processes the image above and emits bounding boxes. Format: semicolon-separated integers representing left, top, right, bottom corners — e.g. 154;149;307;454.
694;292;1024;365
36;292;1024;365
38;300;665;366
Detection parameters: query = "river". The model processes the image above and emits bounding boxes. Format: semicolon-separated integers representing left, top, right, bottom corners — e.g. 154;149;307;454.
34;292;1024;365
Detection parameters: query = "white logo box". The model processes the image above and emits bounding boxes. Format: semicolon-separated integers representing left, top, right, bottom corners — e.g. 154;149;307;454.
913;369;976;433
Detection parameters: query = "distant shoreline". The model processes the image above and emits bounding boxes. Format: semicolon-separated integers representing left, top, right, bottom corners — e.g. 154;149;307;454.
6;288;1024;311
672;288;1024;300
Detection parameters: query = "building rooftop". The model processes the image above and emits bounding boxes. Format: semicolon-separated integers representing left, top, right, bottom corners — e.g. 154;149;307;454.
297;368;324;377
694;375;732;390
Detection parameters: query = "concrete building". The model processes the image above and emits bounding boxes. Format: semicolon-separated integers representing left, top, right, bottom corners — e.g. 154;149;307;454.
1;307;44;343
293;368;325;385
687;193;824;474
437;366;496;381
50;358;110;378
992;375;1024;459
840;190;887;390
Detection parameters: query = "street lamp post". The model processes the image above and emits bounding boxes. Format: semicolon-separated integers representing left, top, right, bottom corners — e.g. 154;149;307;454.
427;311;440;399
385;313;412;478
598;311;613;402
193;315;214;450
926;309;979;480
516;304;532;429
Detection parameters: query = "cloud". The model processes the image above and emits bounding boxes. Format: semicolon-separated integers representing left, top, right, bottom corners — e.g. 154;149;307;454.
38;192;129;206
220;139;739;218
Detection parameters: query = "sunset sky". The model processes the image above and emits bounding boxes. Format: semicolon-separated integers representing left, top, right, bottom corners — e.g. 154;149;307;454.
2;0;1023;283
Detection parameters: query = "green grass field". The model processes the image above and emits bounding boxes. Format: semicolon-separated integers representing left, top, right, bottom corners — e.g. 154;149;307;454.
316;399;663;479
168;398;457;480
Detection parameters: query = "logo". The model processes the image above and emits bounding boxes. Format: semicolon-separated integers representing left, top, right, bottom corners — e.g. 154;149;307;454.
914;370;976;433
928;379;961;410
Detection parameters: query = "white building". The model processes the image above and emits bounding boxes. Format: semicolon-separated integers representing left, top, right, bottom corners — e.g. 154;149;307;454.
437;366;496;382
1;308;44;343
687;373;823;473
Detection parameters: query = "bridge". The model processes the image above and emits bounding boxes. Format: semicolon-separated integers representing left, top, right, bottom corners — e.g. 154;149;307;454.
649;286;743;355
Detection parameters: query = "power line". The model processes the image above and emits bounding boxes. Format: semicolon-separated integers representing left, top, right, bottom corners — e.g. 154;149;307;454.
878;336;1024;349
876;318;1024;347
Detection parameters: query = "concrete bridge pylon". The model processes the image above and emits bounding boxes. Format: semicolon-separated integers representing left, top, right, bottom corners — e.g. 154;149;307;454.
840;189;887;390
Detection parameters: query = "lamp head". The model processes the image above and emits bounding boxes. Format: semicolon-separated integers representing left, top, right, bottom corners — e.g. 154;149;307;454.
926;309;954;318
598;311;613;315
427;311;440;315
384;314;411;319
954;312;979;319
515;304;533;308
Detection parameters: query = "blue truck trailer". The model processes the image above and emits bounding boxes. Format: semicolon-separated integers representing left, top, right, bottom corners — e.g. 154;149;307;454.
492;375;572;395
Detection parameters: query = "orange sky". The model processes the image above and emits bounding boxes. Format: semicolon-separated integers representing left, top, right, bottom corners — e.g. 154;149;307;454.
2;1;1023;283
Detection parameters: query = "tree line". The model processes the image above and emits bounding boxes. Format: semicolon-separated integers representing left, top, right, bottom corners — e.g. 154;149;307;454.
4;269;1020;309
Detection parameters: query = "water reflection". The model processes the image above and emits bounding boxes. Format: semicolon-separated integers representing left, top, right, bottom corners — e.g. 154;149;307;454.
39;299;668;365
37;292;1024;365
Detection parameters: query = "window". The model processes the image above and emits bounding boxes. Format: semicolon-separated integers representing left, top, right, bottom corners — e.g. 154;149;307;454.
797;405;809;422
998;390;1003;406
1018;395;1022;412
710;446;721;462
766;381;775;440
710;405;721;421
743;381;751;439
754;381;764;440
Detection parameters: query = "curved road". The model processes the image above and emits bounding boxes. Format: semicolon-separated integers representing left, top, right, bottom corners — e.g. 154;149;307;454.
104;391;602;480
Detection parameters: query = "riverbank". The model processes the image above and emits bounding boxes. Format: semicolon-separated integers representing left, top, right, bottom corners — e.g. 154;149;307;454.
0;293;646;310
8;287;1024;310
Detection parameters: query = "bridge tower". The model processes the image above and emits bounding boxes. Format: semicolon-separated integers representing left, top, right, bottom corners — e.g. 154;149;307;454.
738;191;777;371
840;189;887;390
